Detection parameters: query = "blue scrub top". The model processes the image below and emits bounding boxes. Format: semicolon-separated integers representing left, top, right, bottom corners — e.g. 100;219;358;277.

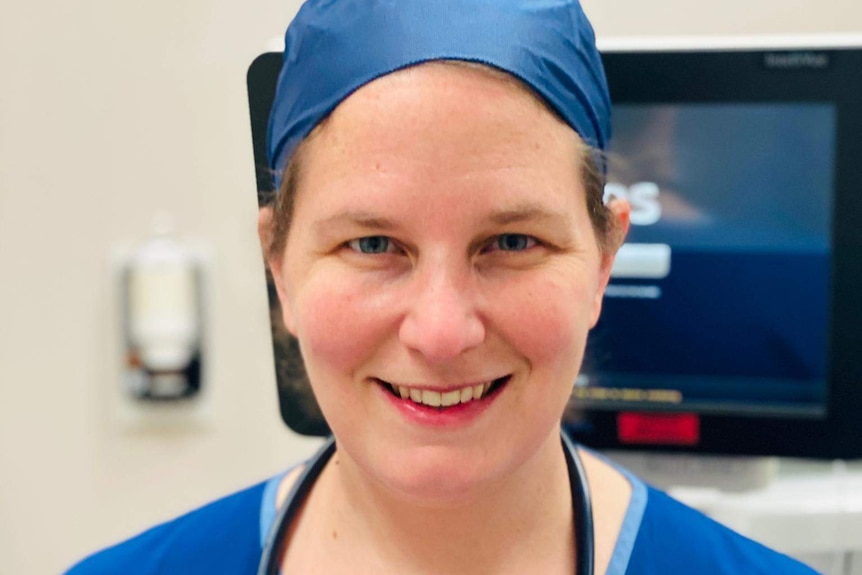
66;456;820;574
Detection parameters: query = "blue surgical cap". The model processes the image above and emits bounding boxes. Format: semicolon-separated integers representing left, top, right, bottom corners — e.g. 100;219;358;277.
266;0;611;184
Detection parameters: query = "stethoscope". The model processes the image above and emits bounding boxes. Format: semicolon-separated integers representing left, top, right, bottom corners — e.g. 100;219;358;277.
258;431;594;575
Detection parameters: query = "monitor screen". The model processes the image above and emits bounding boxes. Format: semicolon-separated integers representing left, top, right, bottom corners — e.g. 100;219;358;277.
576;102;835;418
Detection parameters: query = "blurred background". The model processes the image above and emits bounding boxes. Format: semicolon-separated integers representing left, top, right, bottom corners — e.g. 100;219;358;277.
1;1;860;573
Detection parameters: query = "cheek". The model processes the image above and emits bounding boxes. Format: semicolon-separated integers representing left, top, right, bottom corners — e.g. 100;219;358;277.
292;271;400;374
494;273;598;373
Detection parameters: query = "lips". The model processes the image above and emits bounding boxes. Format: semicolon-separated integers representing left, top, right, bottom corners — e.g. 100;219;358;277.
378;376;510;409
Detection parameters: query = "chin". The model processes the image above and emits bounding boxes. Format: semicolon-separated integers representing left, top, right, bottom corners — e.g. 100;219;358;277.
381;463;496;507
350;438;528;506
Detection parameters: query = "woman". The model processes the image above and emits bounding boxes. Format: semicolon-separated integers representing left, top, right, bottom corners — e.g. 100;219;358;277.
68;1;820;573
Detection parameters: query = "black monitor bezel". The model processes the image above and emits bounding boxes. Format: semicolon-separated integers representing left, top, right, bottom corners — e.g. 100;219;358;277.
247;44;862;459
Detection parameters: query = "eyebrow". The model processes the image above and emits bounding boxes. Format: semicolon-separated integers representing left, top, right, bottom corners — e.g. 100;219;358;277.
314;210;399;233
486;203;566;226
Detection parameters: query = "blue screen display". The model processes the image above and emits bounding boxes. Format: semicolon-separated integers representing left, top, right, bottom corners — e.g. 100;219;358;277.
579;103;835;417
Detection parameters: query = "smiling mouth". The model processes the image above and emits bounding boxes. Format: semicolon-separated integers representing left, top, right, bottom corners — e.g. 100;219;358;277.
378;376;511;409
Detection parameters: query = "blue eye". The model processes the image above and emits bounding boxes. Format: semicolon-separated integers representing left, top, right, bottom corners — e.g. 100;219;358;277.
495;234;535;251
349;236;392;254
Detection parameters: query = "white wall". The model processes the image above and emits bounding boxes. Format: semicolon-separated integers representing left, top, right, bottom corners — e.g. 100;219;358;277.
585;0;857;37
0;1;858;573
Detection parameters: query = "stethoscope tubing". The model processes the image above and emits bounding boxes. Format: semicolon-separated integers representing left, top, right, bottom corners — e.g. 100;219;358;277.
259;431;594;575
259;437;336;575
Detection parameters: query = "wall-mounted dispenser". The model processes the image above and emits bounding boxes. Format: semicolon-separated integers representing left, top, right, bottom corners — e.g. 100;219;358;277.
117;215;209;406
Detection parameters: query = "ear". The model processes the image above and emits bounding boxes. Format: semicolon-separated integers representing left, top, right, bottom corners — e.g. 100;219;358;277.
258;206;298;335
590;198;631;327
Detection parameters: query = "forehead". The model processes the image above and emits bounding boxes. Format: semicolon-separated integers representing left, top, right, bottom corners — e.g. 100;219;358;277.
293;62;585;217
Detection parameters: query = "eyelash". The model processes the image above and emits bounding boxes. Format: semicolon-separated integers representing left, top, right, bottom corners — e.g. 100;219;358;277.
346;233;539;255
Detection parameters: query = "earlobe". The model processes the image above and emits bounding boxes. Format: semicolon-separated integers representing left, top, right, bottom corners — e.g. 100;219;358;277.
277;285;299;337
590;198;631;327
258;207;298;336
604;197;632;262
257;206;274;260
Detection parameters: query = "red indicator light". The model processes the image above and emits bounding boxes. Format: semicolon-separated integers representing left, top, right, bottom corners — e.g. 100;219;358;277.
617;412;700;446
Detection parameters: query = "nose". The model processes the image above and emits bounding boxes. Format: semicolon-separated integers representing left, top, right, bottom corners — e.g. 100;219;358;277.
398;264;486;363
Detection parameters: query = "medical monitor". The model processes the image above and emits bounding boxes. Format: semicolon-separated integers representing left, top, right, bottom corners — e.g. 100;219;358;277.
566;38;862;459
247;38;862;459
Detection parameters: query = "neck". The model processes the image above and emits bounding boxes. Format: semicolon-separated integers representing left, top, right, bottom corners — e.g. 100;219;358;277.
316;429;575;575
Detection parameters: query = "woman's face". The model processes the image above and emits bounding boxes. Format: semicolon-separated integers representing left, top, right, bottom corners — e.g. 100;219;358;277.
268;63;626;503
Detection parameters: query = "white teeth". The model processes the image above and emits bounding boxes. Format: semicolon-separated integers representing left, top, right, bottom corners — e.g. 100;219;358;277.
391;380;503;408
473;384;484;399
441;390;460;407
422;389;442;407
